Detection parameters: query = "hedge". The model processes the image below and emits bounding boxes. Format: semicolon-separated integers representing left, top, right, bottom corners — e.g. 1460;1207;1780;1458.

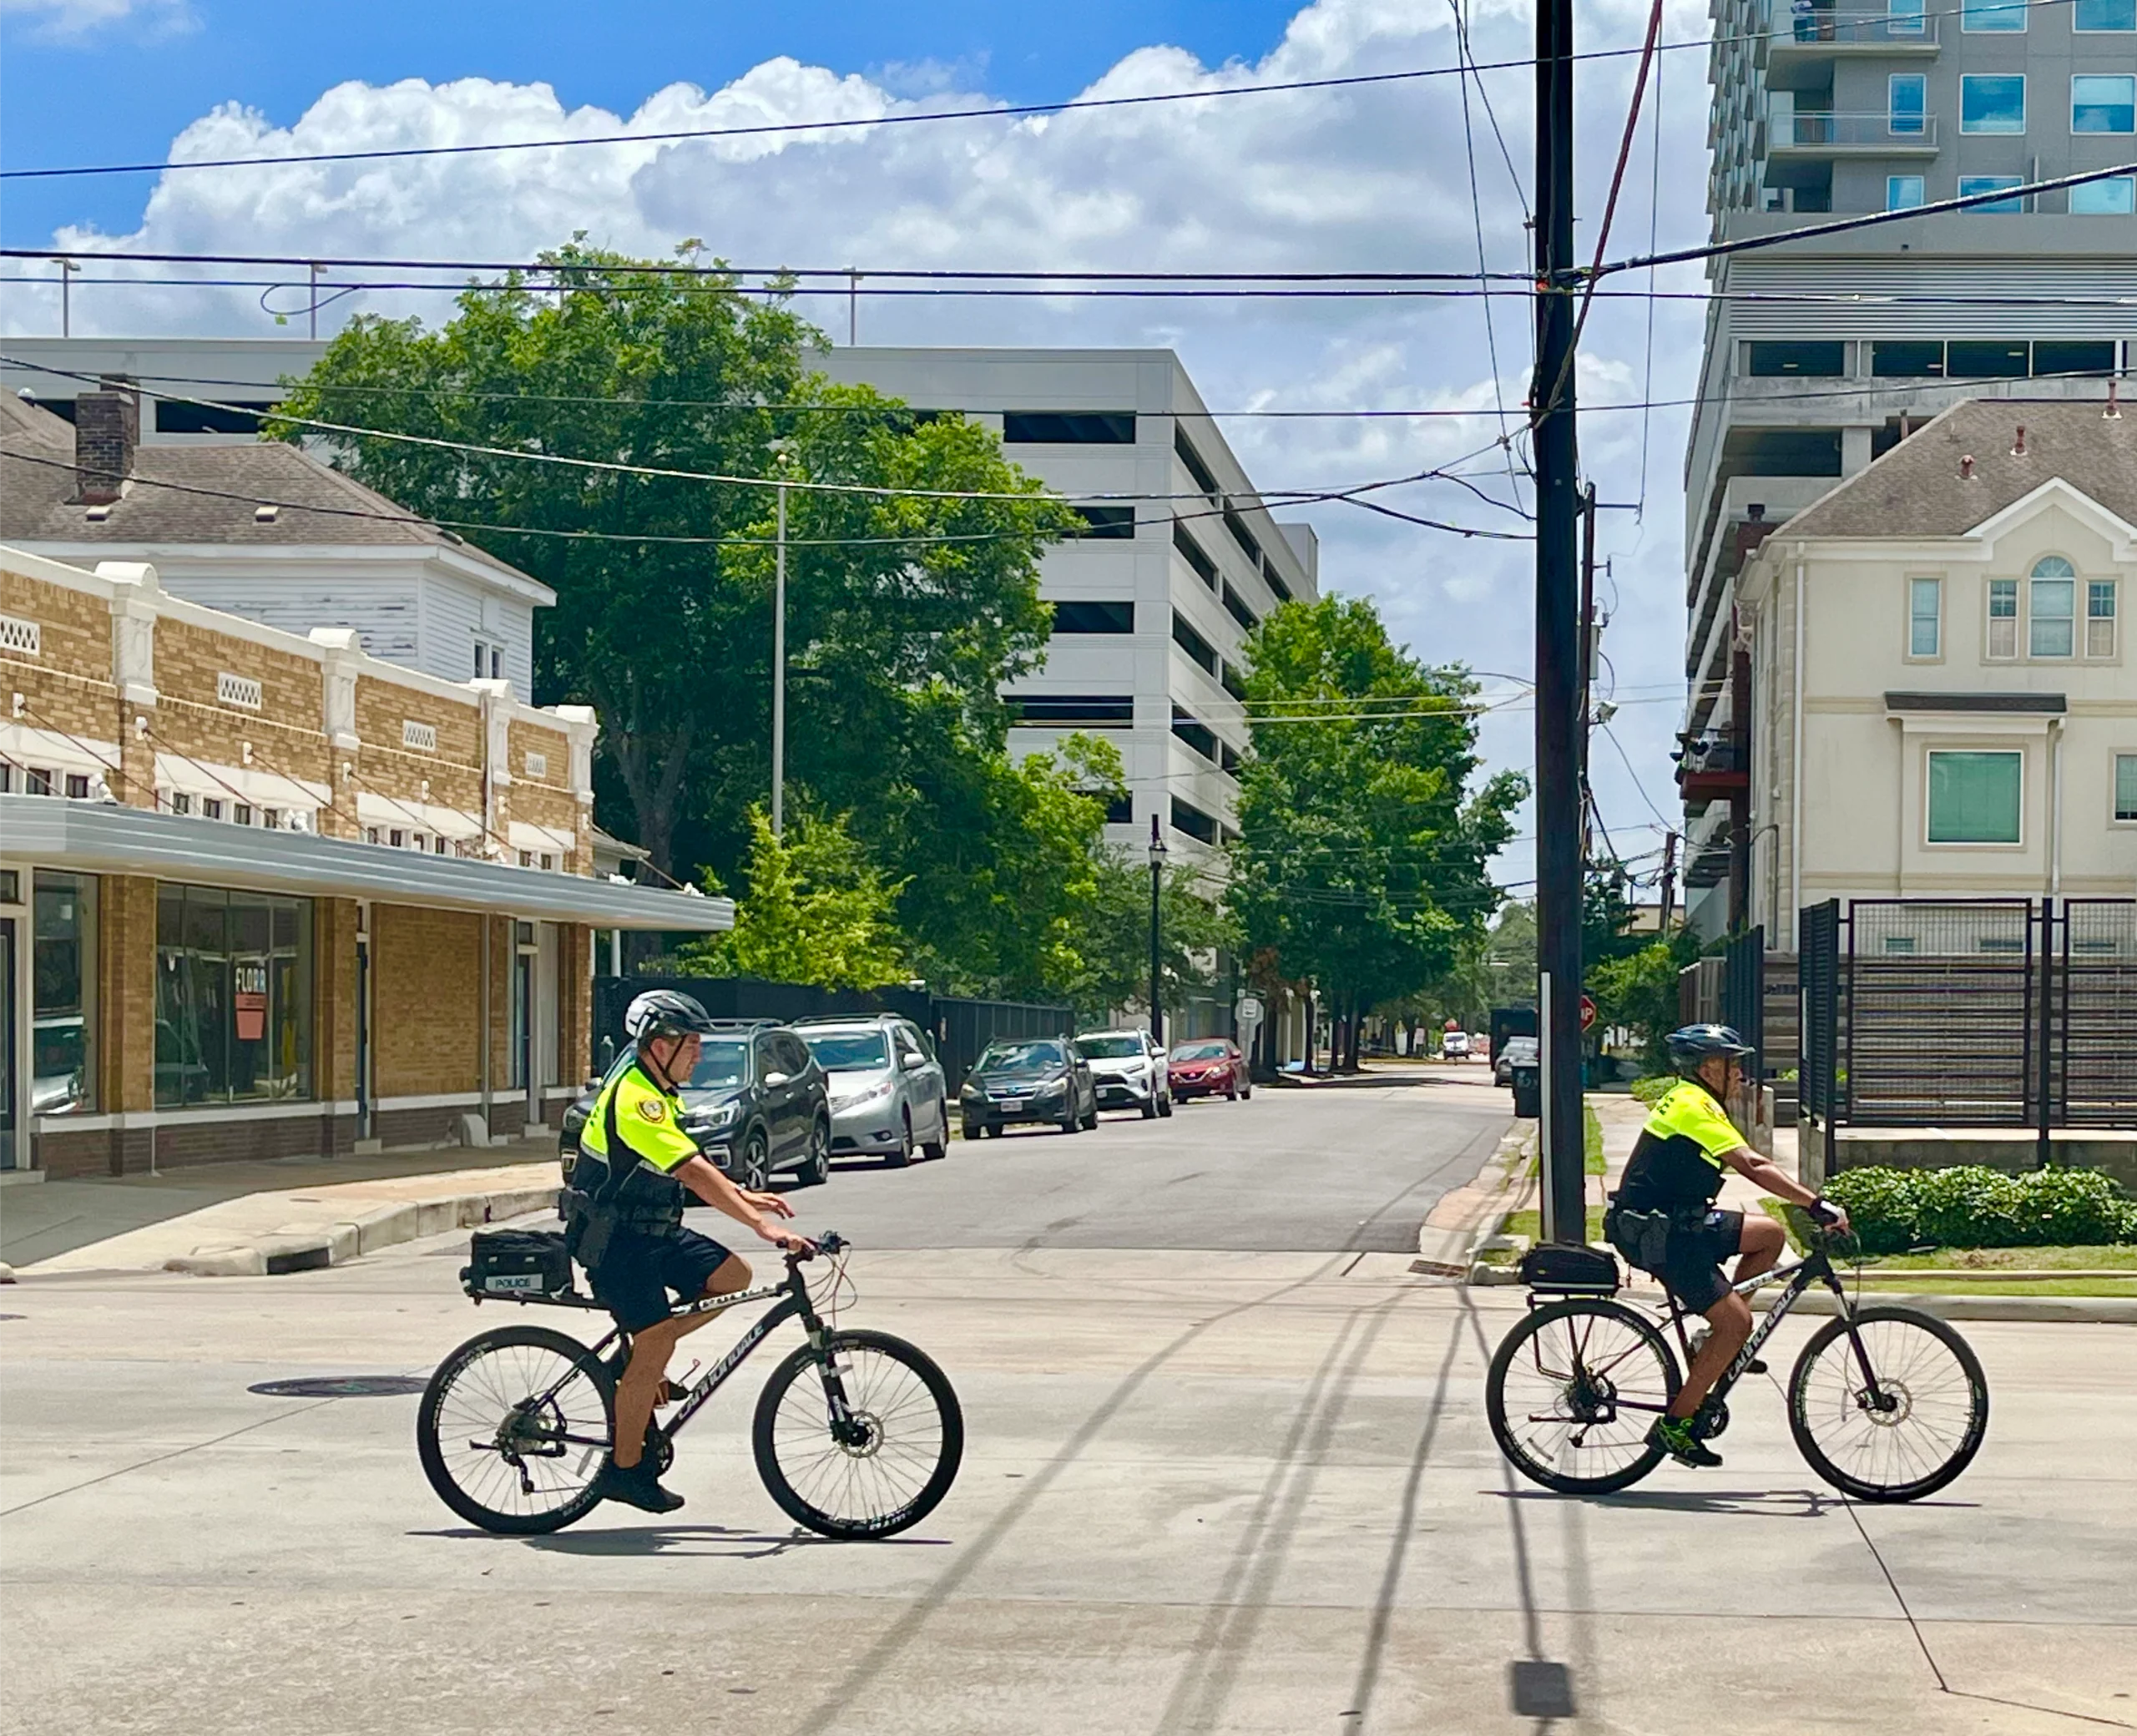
1823;1164;2137;1254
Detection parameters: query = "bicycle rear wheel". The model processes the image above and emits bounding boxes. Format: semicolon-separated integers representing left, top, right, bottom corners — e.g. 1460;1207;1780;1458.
1486;1298;1681;1494
417;1325;614;1534
1787;1305;1988;1502
753;1328;962;1538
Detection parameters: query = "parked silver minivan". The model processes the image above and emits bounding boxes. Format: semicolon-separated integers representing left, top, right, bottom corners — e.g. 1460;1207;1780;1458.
793;1015;951;1166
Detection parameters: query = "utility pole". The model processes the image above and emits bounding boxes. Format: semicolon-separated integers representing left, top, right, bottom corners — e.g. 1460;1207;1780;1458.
1533;0;1587;1248
1659;830;1679;933
54;258;79;336
770;450;790;837
1147;815;1167;1042
1578;482;1598;799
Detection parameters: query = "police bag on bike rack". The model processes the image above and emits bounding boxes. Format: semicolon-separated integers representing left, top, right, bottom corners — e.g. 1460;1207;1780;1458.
1517;1243;1620;1292
462;1228;573;1299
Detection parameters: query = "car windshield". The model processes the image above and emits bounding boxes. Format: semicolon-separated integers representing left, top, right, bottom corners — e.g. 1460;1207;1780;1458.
1172;1042;1230;1061
688;1040;749;1090
801;1030;891;1072
1077;1035;1144;1058
977;1040;1063;1071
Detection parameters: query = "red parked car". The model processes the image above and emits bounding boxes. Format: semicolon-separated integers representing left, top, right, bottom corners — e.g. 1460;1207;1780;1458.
1169;1038;1251;1103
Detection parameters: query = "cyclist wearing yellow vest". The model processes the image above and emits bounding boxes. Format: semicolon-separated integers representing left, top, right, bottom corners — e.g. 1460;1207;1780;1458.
1606;1024;1847;1468
567;990;811;1513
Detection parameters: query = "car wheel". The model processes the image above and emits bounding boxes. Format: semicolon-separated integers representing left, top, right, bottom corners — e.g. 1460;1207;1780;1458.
1140;1096;1158;1120
922;1098;949;1161
799;1119;830;1188
1225;1082;1239;1101
890;1109;913;1168
736;1130;770;1192
1240;1082;1253;1101
1156;1093;1173;1118
1079;1098;1099;1131
982;1122;1003;1139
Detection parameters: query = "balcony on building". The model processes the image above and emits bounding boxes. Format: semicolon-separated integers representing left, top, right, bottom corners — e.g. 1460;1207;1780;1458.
1675;731;1752;805
1768;109;1939;154
1767;3;1941;63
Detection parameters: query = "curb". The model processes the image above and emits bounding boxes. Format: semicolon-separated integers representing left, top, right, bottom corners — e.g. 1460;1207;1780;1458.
1414;1122;1535;1279
159;1180;561;1279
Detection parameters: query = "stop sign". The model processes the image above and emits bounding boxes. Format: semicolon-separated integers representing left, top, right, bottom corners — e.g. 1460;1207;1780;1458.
1579;994;1597;1032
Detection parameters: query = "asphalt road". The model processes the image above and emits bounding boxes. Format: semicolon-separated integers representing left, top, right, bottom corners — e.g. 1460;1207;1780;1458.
725;1064;1511;1254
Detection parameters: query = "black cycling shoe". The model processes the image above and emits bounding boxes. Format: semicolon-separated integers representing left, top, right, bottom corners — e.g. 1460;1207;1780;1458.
594;1458;685;1514
1649;1416;1723;1469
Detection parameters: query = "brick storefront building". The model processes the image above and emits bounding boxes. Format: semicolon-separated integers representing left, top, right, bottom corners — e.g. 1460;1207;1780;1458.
0;544;729;1177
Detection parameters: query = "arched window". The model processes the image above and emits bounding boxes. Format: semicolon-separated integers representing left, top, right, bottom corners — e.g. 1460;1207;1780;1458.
2028;556;2077;656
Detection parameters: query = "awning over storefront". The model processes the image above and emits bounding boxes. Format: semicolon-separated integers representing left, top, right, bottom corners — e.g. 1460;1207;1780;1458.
0;795;732;931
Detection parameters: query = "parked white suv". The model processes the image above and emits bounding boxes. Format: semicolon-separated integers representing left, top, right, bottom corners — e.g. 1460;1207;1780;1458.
1440;1031;1472;1060
1075;1028;1174;1119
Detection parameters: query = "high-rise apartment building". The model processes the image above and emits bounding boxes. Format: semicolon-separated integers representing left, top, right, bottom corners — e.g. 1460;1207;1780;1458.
1681;0;2137;935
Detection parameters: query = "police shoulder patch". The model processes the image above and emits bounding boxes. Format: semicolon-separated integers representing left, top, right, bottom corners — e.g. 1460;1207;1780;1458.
636;1097;667;1123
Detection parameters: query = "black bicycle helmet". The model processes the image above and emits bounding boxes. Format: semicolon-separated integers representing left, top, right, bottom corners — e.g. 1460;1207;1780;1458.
1665;1023;1755;1076
624;989;718;1042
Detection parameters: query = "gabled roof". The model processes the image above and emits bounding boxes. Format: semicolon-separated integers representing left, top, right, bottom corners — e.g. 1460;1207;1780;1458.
1781;397;2137;542
0;395;546;596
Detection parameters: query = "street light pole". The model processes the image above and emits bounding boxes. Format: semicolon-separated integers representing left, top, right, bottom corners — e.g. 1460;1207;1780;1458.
1148;815;1167;1043
770;452;789;838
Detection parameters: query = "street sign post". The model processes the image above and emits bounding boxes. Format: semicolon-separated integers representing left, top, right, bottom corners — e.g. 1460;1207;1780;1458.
1235;994;1265;1028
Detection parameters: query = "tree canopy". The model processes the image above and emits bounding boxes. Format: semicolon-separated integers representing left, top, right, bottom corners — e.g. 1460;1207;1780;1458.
1227;596;1525;1032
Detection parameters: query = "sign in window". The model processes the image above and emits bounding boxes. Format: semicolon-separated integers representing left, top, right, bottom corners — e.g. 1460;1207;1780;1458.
1961;76;2026;134
1927;751;2023;844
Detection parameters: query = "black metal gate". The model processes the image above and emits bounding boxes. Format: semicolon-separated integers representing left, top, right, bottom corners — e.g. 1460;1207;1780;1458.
1797;896;2137;1161
1720;925;1766;1078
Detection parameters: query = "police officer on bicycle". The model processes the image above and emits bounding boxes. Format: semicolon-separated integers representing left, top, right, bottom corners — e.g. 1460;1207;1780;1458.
1605;1025;1848;1468
563;990;812;1513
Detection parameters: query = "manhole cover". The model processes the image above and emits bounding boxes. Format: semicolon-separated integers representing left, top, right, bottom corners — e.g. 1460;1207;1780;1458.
249;1375;429;1398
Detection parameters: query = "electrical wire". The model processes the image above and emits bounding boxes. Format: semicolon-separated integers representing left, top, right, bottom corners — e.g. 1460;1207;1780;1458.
1598;717;1681;831
1450;0;1526;512
1634;46;1664;529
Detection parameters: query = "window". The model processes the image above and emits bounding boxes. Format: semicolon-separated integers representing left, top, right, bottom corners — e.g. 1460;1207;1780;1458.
1051;600;1135;634
1002;411;1135;444
2071;175;2137;213
1072;506;1136;540
1172;522;1219;589
1889;74;1927;134
2030;557;2077;657
1958;174;2024;212
1222;506;1264;572
1172;610;1219;676
1221;582;1259;633
2116;754;2137;822
1960;77;2026;133
203;798;223;820
1948;341;2029;378
2034;340;2119;374
1962;0;2025;28
170;791;192;815
1872;340;1946;376
64;772;90;800
1988;579;2018;659
2088;581;2119;658
1908;578;1942;657
1888;0;1926;32
2073;75;2137;133
1927;751;2023;844
1010;694;1134;728
154;886;313;1107
1103;794;1134;825
155;399;275;435
1171;706;1218;762
1887;174;1927;210
1170;797;1219;845
2076;0;2137;26
33;871;96;1116
1175;428;1220;496
1746;341;1847;376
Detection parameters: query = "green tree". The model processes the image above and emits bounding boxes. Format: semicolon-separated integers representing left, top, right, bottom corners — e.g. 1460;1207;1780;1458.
1587;929;1702;1072
679;805;910;990
1067;855;1237;1027
1228;596;1525;1063
275;240;1077;893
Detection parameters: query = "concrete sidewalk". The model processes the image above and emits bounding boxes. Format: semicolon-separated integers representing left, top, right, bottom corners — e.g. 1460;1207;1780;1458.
2;1138;562;1277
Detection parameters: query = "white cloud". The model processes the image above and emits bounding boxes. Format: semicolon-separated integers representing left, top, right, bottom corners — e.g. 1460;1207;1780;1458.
1;0;194;41
10;0;1719;886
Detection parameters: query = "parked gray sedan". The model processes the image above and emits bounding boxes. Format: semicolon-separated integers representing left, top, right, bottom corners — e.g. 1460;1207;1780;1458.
794;1015;951;1167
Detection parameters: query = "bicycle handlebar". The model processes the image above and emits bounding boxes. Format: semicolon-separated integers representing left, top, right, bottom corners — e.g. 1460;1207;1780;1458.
785;1229;847;1264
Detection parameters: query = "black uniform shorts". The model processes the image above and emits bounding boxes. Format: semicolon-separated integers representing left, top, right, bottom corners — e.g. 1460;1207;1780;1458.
1655;1208;1746;1314
589;1225;735;1333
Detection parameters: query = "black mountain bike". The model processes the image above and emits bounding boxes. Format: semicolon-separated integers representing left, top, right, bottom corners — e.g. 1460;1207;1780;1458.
1485;1209;1989;1501
417;1231;962;1537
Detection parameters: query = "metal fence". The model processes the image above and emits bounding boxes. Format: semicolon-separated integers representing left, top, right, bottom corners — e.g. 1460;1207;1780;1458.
590;976;1073;1093
1797;896;2137;1158
1720;925;1766;1078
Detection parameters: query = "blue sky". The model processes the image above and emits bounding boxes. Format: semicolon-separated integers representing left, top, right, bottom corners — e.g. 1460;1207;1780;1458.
3;1;1306;245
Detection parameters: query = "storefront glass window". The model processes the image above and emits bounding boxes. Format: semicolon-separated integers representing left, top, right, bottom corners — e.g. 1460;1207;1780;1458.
33;871;96;1115
155;885;313;1107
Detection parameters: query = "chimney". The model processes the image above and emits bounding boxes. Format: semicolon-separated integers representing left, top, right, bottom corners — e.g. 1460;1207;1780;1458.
2011;424;2027;457
71;379;139;507
1734;502;1777;562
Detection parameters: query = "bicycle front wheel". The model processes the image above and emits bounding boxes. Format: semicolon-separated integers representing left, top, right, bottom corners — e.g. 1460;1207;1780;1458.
417;1325;614;1534
1787;1305;1988;1502
753;1329;963;1539
1486;1298;1681;1495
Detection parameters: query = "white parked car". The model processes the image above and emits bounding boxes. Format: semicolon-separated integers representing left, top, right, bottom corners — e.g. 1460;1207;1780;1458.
1440;1032;1472;1061
1074;1028;1174;1118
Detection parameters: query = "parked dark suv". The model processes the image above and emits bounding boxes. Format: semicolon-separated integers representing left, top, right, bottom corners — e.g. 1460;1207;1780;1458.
559;1018;833;1190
